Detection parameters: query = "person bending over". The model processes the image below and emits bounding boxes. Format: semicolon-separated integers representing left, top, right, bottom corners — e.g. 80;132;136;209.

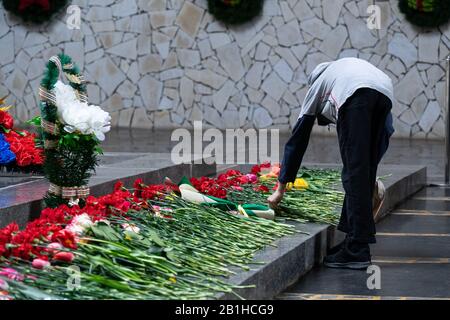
267;57;394;270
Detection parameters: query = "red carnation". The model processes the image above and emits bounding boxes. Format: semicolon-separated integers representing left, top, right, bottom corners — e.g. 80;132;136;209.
53;251;75;263
0;110;14;129
3;130;44;167
254;185;270;193
51;229;77;249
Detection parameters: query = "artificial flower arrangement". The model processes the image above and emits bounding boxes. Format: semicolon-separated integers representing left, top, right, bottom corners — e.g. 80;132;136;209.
0;96;44;171
399;0;450;27
2;0;68;24
37;54;111;208
207;0;264;25
0;164;343;300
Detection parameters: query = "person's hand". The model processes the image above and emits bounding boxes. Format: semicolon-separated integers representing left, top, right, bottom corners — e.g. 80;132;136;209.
267;183;286;209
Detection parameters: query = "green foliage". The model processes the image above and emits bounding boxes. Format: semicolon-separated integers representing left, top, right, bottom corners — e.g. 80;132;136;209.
26;116;42;127
2;0;68;24
40;53;99;208
399;0;450;27
207;0;264;25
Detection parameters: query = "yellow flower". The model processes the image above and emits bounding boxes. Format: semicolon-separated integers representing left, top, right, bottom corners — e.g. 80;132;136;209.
293;178;308;190
169;277;177;283
286;182;293;191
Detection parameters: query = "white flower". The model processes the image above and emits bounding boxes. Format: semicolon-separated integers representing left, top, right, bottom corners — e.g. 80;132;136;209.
72;213;94;229
65;223;84;236
65;213;94;236
122;223;140;234
53;81;111;141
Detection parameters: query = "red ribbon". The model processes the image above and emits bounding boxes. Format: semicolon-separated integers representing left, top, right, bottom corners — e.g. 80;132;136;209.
416;0;424;12
18;0;50;12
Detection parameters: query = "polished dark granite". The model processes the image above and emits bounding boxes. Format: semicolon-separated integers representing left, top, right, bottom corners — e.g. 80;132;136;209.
376;214;450;234
279;186;450;300
281;263;450;299
413;187;450;197
399;199;450;211
372;235;450;258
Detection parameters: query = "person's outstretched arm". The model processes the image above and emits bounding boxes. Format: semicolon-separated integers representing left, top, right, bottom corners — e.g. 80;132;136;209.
268;114;316;208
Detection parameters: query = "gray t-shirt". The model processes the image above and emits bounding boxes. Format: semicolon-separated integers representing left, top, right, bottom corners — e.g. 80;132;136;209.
298;57;394;125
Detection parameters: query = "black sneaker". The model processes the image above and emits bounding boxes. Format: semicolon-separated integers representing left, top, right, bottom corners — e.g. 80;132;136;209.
327;236;349;255
323;241;371;270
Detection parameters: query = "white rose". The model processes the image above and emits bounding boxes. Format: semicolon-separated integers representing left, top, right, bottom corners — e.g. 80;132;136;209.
53;81;111;140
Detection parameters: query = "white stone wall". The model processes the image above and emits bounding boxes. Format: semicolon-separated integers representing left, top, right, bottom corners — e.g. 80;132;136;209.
0;0;449;138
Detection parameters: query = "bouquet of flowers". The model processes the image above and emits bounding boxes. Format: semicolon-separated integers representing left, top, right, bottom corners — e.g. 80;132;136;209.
38;54;111;208
0;96;44;171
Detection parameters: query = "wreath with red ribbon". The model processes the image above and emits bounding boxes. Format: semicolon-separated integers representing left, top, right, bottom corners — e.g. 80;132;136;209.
2;0;68;24
399;0;450;27
207;0;264;25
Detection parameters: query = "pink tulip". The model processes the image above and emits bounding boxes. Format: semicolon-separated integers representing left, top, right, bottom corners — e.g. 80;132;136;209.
32;258;50;270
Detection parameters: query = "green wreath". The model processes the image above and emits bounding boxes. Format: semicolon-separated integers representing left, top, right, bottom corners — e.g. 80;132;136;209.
39;54;100;208
207;0;264;25
399;0;450;27
2;0;68;24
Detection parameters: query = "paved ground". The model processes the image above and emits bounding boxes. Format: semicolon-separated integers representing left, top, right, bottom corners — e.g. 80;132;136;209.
277;186;450;300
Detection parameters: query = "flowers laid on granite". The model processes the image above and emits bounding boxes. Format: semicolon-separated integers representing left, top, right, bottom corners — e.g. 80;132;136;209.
207;0;264;25
179;176;275;220
0;177;294;299
191;163;343;225
228;165;344;225
399;0;450;27
38;54;111;208
0;164;344;299
0;97;44;170
2;0;68;24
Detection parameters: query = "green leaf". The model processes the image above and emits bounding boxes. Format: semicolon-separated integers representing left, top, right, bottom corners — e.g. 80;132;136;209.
89;222;121;242
94;146;104;155
27;116;42;127
147;230;165;247
124;230;142;241
0;125;10;133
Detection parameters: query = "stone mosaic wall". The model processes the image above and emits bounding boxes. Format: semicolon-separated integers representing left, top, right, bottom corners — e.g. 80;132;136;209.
0;0;449;138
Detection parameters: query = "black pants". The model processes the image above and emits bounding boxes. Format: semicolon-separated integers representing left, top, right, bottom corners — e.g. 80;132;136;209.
337;88;392;244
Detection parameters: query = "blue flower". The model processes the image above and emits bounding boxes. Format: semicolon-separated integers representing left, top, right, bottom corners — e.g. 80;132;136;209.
0;134;16;165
